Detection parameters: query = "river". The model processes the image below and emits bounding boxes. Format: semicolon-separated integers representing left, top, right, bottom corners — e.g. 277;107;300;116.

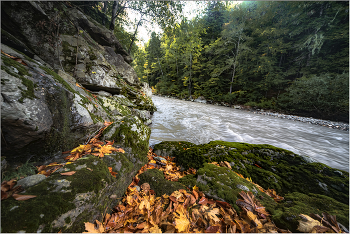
149;96;349;172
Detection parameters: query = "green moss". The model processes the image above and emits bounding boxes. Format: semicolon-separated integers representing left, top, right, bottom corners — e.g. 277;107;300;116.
192;163;277;213
153;141;349;204
1;55;37;103
65;216;71;224
88;47;97;60
1;176;76;233
138;169;187;197
39;65;77;94
272;192;349;232
102;117;150;164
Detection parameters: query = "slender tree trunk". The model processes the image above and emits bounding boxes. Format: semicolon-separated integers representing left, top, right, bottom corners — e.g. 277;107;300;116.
189;51;192;97
157;57;164;80
102;2;108;25
279;53;283;67
109;0;119;31
128;14;144;54
230;36;240;93
175;55;179;78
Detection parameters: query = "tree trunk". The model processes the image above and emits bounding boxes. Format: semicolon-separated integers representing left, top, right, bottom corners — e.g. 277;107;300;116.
128;14;144;54
109;0;119;31
157;57;164;80
102;2;108;25
189;51;192;97
230;36;240;93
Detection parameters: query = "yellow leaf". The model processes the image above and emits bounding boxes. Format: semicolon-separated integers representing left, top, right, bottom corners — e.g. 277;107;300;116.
149;224;162;233
174;205;190;233
83;220;104;233
71;145;91;154
297;214;321;233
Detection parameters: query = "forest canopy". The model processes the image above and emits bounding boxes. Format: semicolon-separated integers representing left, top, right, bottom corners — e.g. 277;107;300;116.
74;1;349;122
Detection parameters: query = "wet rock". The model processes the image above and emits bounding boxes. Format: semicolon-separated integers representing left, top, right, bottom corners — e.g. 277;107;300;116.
194;96;207;104
236;184;250;192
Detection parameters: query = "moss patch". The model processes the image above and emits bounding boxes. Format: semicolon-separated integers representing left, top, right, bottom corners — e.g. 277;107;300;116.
138;169;187;197
272;192;349;232
1;55;37;103
39;65;77;94
153;141;349;204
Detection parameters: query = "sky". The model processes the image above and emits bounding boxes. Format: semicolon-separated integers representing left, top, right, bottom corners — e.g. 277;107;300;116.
126;1;244;46
125;1;208;46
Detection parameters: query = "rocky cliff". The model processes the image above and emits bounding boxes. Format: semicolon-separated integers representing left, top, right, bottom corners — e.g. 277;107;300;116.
1;1;156;232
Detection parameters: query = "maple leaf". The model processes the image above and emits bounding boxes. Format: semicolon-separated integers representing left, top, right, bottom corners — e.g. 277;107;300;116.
149;224;162;233
205;207;221;224
93;145;120;158
83;220;104;233
174;205;191;232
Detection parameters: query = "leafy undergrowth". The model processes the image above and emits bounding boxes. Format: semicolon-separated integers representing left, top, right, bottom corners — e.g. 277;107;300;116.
83;148;345;233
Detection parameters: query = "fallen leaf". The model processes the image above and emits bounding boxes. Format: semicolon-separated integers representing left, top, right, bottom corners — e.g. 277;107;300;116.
297;214;321;233
83;220;104;233
60;171;76;176
174;205;191;232
12;194;37;201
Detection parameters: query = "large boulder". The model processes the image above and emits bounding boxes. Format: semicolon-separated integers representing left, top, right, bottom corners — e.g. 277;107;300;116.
153;141;349;204
1;1;157;232
153;141;349;232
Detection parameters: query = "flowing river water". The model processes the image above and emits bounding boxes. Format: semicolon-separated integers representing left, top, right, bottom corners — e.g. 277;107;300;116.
149;96;349;172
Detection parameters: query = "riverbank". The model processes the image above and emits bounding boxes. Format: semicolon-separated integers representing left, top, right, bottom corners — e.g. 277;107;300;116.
153;94;349;131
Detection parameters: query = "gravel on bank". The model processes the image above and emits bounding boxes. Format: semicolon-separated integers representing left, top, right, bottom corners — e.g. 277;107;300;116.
154;94;349;131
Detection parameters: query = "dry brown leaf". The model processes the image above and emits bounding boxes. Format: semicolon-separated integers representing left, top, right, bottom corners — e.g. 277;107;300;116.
12;194;37;201
60;171;76;176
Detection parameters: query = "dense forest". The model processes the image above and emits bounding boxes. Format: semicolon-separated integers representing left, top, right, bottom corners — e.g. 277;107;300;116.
73;1;348;122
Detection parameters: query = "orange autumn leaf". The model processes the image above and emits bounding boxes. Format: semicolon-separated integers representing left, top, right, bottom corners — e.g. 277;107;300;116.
108;167;117;178
60;171;76;176
104;120;113;127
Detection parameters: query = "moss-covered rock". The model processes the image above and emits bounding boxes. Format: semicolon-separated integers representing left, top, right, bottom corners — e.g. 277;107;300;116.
153;141;349;204
138;169;187;197
1;152;144;233
272;192;349;232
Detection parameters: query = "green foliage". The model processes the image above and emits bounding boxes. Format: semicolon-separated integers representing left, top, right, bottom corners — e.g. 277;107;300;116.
134;1;349;121
2;160;37;181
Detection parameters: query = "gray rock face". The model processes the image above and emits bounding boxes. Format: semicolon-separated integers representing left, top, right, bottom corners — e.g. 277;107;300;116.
1;2;157;233
16;174;47;189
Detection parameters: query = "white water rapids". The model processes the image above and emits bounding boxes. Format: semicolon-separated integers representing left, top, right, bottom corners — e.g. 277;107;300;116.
149;96;349;172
